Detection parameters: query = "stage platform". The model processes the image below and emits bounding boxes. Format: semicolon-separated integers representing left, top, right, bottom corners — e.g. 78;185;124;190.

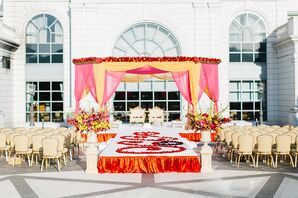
97;129;201;173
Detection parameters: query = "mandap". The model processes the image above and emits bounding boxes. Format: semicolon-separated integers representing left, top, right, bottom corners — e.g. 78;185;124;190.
73;56;221;113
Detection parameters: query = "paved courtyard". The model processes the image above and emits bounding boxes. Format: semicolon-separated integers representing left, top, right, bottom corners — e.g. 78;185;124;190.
0;152;298;198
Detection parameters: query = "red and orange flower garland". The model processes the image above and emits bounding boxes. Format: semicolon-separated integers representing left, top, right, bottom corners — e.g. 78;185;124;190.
73;56;221;64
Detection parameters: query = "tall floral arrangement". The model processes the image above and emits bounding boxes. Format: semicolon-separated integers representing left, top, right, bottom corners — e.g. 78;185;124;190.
184;105;231;132
67;108;110;133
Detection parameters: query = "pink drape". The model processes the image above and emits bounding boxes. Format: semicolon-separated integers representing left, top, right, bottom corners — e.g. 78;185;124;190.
102;71;125;105
198;64;219;111
172;71;192;104
127;65;166;74
75;64;97;112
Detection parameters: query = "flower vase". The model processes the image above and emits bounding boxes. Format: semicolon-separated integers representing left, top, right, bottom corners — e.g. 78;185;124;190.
201;130;211;143
87;131;97;143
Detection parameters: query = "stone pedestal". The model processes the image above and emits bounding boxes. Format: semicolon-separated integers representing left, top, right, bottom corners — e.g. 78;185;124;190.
200;143;213;172
85;132;99;174
200;130;213;172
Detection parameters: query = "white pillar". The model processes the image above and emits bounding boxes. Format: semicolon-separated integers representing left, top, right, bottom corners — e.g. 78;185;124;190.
200;131;213;172
85;132;99;174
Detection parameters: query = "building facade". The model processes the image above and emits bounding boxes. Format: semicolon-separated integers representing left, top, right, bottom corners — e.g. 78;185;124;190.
0;0;297;127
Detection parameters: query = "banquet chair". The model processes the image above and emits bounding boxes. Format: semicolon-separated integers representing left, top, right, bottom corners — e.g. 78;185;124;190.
148;106;164;125
235;135;255;167
31;135;46;165
13;135;32;167
51;134;67;165
273;135;294;168
0;133;10;161
61;132;74;161
291;136;298;167
254;135;274;168
41;138;62;172
230;133;240;163
129;106;146;125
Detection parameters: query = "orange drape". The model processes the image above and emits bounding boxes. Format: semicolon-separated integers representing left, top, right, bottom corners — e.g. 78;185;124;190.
179;132;217;142
81;133;117;143
98;156;201;173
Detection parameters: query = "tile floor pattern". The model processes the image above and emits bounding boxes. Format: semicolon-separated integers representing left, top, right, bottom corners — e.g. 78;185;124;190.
0;153;298;198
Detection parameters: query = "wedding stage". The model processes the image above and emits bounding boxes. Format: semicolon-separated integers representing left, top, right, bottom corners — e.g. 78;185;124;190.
97;130;200;173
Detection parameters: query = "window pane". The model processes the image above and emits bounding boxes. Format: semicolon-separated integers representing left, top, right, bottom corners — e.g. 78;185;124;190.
255;42;266;52
230;102;241;110
229;81;241;91
127;92;139;100
52;82;63;91
254;33;266;43
26;54;37;63
141;102;153;110
155;102;166;110
114;92;125;100
26;44;37;53
242;111;254;121
52;54;63;63
52;112;63;122
242;91;253;101
39;54;50;63
52;102;63;111
39;44;50;53
46;14;56;27
243;102;254;110
141;92;153;100
114;102;125;111
51;34;63;43
39;82;50;90
242;43;253;52
255;102;260;110
154;92;166;100
52;44;63;53
242;81;253;90
168;92;180;100
242;53;253;62
127;102;139;109
39;92;50;101
255;53;266;62
52;92;63;101
230;92;240;101
168;112;180;121
39;102;51;112
230;111;241;120
168;102;180;111
229;33;241;42
229;54;240;62
229;43;240;52
40;113;51;122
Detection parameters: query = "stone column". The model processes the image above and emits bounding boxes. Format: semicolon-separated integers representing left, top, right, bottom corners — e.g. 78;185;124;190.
85;132;99;174
200;131;213;172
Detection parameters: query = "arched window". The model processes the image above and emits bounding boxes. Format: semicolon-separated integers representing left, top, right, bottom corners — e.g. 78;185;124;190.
112;22;182;122
26;13;63;63
229;13;266;62
113;22;181;56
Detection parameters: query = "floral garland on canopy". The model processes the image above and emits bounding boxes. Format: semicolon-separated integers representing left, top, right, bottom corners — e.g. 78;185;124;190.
67;108;110;133
72;56;221;64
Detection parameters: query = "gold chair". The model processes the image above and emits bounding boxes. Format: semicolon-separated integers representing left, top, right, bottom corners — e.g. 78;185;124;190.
235;135;255;167
148;106;164;125
129;106;145;125
254;135;274;168
51;134;67;165
230;133;240;163
41;138;62;172
273;135;294;168
13;135;32;166
0;133;10;161
31;135;46;165
291;136;298;167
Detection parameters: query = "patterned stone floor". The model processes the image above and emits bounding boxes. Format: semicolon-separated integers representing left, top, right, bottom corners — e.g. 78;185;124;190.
0;152;298;198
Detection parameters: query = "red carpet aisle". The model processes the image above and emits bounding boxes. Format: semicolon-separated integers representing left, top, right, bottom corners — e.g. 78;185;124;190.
98;131;201;173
